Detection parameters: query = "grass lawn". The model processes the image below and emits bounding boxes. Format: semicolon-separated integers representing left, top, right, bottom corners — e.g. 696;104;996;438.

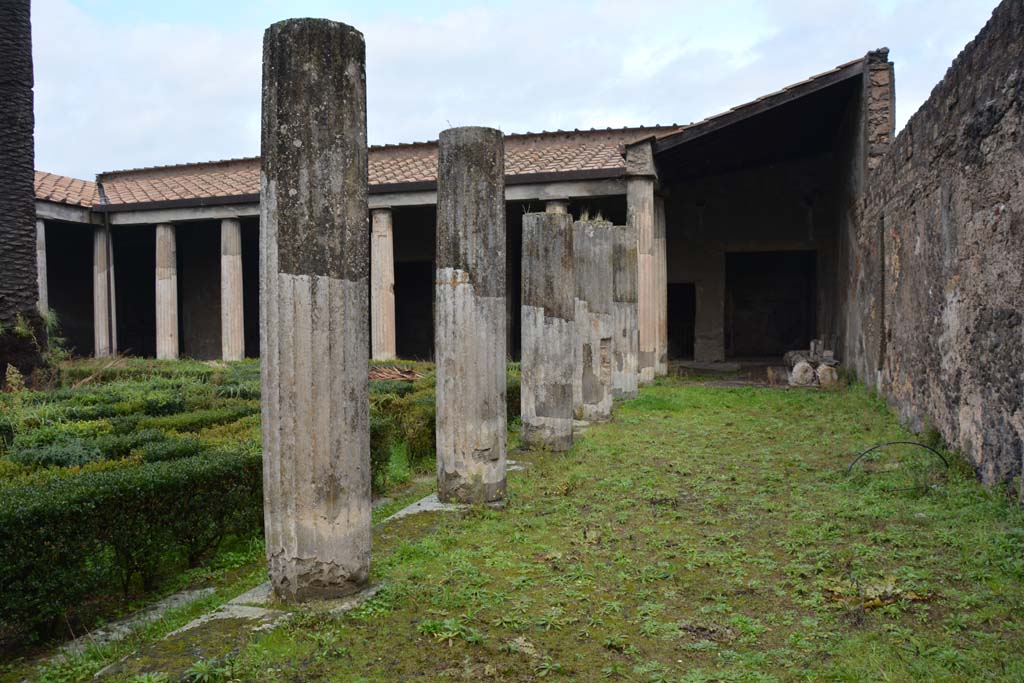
133;375;1022;683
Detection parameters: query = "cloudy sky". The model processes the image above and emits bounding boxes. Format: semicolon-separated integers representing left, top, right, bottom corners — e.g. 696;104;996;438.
32;0;999;179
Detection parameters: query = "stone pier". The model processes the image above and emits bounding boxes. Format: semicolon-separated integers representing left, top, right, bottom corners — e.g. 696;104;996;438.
93;227;116;357
220;218;244;361
612;222;639;399
435;126;507;504
370;207;396;359
573;219;614;421
155;223;178;360
260;18;371;600
520;212;574;451
36;219;47;315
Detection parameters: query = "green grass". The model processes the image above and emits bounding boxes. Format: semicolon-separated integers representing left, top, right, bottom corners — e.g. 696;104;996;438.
155;377;1022;683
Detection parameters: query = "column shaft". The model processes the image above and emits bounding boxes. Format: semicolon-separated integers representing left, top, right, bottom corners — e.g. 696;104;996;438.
260;18;370;601
612;223;639;398
155;223;178;360
629;175;656;383
93;227;115;357
370;208;396;359
654;196;668;376
520;212;574;451
573;219;614;421
221;218;245;361
545;199;569;215
435;126;507;504
36;219;47;315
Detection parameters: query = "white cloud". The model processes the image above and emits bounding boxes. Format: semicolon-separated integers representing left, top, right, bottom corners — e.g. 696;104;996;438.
31;0;999;179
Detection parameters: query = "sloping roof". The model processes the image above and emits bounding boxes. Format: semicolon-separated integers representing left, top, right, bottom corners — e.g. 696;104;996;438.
91;126;679;209
652;54;872;154
34;171;99;208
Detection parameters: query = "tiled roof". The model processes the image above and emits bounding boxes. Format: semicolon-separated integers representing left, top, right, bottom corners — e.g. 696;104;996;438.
92;126;679;208
34;171;99;208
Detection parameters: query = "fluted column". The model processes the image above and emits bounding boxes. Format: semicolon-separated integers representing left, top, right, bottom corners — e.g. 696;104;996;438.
260;18;370;601
573;219;614;421
654;196;668;376
221;218;245;361
521;212;574;451
612;222;639;398
93;227;115;357
36;219;47;315
370;207;396;359
435;126;507;504
155;223;178;360
627;141;658;384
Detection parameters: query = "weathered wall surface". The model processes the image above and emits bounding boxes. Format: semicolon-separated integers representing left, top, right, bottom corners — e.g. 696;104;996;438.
0;0;36;328
861;0;1024;487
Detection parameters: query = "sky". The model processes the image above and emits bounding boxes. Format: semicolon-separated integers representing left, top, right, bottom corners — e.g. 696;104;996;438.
32;0;1000;180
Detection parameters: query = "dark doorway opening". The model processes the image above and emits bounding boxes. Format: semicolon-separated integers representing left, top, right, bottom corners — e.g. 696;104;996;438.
725;250;816;358
667;283;696;360
241;220;260;357
113;226;156;357
46;223;94;357
395;261;433;360
176;222;221;360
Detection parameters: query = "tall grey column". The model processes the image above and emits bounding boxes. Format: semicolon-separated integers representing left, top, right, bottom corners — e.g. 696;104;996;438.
521;212;574;451
220;218;245;361
612;223;639;399
627;141;658;384
545;199;569;215
654;196;668;376
155;223;178;360
260;18;370;601
370;207;396;359
93;227;115;357
435;126;507;504
573;219;614;421
36;219;47;315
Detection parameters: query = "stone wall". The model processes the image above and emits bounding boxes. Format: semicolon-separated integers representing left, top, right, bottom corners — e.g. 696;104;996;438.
858;0;1024;488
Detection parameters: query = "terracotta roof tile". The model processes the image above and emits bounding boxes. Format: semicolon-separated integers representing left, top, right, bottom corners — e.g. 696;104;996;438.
94;126;679;208
34;171;99;207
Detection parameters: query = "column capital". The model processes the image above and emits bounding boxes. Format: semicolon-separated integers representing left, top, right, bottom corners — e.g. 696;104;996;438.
624;140;658;179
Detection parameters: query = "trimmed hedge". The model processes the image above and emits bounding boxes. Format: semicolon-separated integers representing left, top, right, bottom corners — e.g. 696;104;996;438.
0;451;262;636
8;429;167;468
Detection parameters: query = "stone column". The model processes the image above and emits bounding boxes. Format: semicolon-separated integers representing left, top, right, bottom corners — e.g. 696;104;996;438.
612;222;639;399
155;223;178;360
573;219;614;421
93;227;115;357
521;212;574;451
220;218;245;361
370;207;396;360
36;219;47;315
627;141;657;384
654;196;668;376
545;199;569;215
260;18;370;601
435;126;507;504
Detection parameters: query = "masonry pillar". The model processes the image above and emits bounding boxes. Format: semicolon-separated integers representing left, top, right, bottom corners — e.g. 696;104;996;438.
370;207;396;360
93;227;116;357
545;199;569;215
435;126;507;504
36;219;47;315
612;222;639;399
155;223;178;360
220;218;245;361
260;18;370;600
521;212;574;451
627;141;658;383
573;219;614;421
